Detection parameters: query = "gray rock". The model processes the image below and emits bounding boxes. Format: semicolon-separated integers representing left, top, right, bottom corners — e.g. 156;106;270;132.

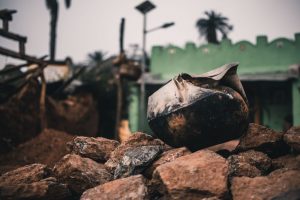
114;145;162;179
105;132;169;172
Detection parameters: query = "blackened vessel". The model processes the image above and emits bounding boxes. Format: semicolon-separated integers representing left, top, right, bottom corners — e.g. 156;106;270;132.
147;63;249;151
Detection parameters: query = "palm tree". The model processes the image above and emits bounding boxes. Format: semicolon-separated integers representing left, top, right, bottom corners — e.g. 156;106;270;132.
88;51;107;67
45;0;71;61
196;10;233;44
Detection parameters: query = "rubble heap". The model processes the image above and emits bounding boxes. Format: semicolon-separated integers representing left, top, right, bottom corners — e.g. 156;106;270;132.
0;123;299;200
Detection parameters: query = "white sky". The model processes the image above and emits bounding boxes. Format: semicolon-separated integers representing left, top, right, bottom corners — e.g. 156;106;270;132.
0;0;300;67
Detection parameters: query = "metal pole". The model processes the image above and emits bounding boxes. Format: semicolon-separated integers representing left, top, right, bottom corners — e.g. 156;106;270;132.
140;13;147;130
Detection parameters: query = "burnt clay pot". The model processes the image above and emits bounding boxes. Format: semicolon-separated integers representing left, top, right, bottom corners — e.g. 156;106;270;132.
147;63;249;151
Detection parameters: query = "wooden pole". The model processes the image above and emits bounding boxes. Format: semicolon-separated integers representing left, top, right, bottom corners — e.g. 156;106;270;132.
39;70;47;130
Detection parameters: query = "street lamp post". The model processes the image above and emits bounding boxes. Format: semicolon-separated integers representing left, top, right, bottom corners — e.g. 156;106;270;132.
135;1;174;130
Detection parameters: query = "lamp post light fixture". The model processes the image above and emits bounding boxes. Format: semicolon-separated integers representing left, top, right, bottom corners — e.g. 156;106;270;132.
135;1;174;130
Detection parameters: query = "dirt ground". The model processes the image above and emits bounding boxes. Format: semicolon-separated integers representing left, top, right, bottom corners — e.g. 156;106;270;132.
0;129;74;175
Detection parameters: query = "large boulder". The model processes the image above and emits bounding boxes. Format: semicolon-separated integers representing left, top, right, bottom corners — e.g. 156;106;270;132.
105;132;170;171
81;175;149;200
284;126;300;153
67;136;119;162
235;123;288;157
152;150;229;199
53;154;112;195
231;169;300;200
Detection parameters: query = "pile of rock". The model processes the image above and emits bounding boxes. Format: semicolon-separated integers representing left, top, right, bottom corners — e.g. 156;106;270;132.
0;123;299;200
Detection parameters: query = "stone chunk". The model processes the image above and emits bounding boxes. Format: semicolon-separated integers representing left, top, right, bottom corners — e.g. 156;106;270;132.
0;177;71;200
206;140;239;158
67;136;119;162
152;150;229;199
0;163;51;187
144;147;191;178
105;132;170;171
272;154;300;170
228;158;261;178
114;145;162;179
53;154;112;195
235;123;288;157
284;126;300;153
228;150;271;178
272;189;300;200
81;175;149;200
231;169;300;200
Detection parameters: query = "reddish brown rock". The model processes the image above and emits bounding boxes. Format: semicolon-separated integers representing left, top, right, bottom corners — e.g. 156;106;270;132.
235;123;288;157
152;150;229;199
228;150;271;178
231;169;300;200
80;175;149;200
272;154;300;170
206;140;239;158
0;177;71;200
0;163;51;187
67;136;119;162
284;126;300;153
105;132;170;171
228;159;261;178
144;147;191;178
53;154;112;195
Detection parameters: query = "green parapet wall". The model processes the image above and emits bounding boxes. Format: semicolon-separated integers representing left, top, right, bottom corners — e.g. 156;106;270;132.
151;33;300;80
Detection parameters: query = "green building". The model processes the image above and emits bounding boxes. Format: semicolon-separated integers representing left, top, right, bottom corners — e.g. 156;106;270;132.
129;33;300;132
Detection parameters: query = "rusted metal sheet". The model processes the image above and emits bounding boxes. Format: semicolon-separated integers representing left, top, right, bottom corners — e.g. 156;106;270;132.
147;63;249;151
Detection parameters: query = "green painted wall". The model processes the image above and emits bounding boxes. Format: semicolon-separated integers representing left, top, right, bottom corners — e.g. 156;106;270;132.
151;33;300;80
293;79;300;126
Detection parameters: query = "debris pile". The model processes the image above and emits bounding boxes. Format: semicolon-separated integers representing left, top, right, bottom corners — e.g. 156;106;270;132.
0;123;300;200
0;79;41;153
0;129;74;174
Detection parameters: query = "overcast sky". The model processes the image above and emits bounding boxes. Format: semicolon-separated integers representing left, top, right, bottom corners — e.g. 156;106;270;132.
0;0;300;67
